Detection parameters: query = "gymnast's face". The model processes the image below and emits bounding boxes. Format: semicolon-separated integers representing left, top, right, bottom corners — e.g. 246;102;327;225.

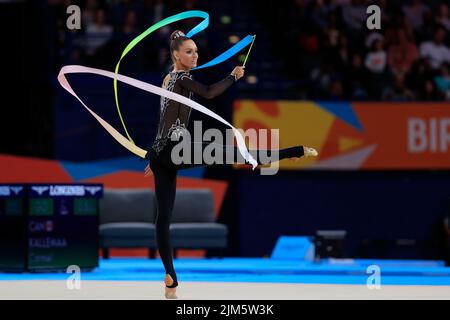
174;39;198;70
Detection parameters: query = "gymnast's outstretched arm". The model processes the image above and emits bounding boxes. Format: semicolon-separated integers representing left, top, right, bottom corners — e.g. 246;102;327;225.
177;74;235;99
177;66;245;99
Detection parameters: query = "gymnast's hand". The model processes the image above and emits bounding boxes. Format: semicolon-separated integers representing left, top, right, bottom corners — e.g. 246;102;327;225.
144;163;153;177
231;66;245;81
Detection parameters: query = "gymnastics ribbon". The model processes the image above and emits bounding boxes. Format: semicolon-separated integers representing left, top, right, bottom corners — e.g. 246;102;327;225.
113;10;255;144
57;65;259;169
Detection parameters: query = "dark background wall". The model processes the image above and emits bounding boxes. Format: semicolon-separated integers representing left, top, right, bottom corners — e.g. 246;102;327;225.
238;170;450;260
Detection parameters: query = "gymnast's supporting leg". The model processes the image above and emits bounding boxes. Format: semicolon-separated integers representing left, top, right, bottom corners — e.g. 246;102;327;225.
150;160;179;299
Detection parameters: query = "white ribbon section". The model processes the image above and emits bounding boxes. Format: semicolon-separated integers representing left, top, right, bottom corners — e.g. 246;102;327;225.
57;65;258;169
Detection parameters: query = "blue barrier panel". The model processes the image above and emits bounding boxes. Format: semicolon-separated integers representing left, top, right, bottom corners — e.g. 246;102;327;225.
271;236;315;261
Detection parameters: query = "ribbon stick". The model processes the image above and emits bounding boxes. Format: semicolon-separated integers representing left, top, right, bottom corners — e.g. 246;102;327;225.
57;65;259;169
113;10;255;144
243;35;256;67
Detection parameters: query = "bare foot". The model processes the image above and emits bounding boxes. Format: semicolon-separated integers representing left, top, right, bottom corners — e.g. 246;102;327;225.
164;274;178;299
289;146;318;162
303;146;318;157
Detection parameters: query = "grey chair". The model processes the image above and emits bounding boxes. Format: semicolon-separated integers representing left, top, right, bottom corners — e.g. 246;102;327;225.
170;189;228;258
99;188;157;259
99;188;228;259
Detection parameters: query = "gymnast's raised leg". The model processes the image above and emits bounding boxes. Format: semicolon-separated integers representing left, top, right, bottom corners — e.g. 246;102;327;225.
158;140;318;171
144;140;317;299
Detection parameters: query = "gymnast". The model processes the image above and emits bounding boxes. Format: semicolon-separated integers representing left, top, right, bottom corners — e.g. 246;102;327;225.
144;30;318;299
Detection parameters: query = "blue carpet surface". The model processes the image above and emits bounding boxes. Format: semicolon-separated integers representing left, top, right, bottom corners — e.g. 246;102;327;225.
1;258;449;286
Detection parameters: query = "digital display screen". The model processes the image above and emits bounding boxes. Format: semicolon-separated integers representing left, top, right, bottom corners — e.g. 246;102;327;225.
0;184;101;272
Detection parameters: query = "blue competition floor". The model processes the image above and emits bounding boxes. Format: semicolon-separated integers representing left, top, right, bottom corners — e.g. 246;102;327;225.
1;258;450;286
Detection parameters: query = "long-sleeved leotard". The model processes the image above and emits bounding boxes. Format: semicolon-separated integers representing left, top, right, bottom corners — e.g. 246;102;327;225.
151;71;236;155
146;71;304;289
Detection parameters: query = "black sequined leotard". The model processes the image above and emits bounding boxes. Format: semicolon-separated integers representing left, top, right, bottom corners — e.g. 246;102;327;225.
151;70;236;154
147;70;306;290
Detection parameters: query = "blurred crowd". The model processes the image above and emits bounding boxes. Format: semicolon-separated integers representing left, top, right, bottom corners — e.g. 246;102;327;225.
48;0;450;101
273;0;450;101
48;0;199;73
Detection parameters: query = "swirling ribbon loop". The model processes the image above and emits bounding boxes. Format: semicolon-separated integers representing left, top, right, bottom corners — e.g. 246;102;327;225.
58;10;258;169
114;10;254;144
57;65;258;169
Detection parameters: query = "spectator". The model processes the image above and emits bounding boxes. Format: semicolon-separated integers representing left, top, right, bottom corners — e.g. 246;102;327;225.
434;62;450;100
82;0;99;27
345;53;369;100
365;32;384;50
436;3;450;31
155;0;169;27
388;28;419;77
405;58;437;100
382;74;415;101
299;25;320;54
182;0;198;11
365;39;387;74
324;11;341;49
421;79;442;101
419;26;450;70
122;10;138;35
373;0;391;27
111;0;142;28
287;0;307;31
342;0;366;31
84;9;113;57
310;63;341;98
308;0;331;30
141;0;168;27
341;0;366;52
416;10;438;43
384;12;415;48
331;34;351;73
402;0;430;30
158;47;170;69
328;80;345;100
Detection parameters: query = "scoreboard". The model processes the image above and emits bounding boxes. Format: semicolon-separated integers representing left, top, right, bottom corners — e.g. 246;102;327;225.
0;184;102;272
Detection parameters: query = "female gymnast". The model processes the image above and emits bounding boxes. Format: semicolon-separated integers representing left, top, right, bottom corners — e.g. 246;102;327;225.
144;30;318;299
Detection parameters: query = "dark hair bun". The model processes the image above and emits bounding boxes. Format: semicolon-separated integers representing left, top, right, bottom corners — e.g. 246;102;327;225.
170;30;186;41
